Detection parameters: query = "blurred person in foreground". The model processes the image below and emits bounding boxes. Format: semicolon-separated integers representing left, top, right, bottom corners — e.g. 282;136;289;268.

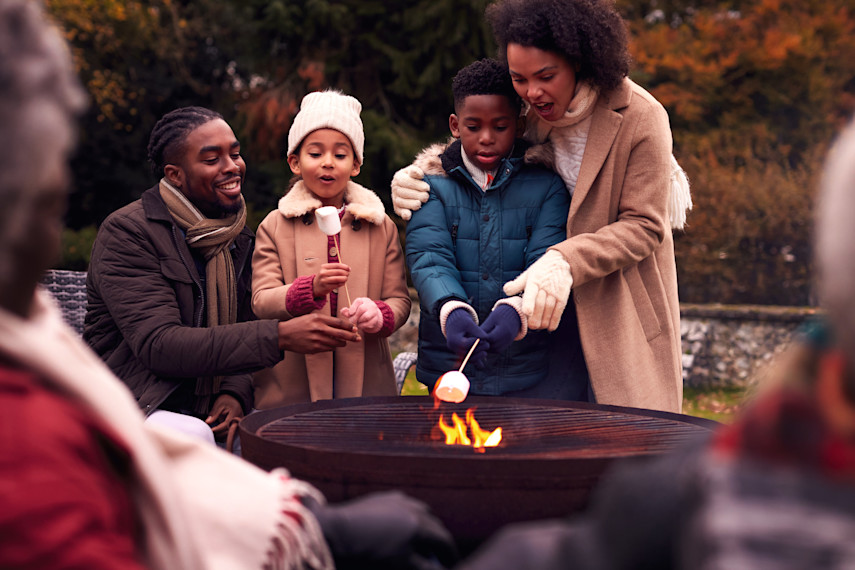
456;119;855;568
0;1;456;568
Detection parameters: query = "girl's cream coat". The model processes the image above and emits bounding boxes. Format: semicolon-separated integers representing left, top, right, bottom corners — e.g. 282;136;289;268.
251;181;411;408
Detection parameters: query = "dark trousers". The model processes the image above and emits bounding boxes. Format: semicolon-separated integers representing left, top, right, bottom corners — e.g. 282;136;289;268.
504;296;590;401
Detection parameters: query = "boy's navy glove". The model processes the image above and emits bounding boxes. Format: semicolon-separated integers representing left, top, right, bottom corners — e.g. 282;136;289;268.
444;308;489;368
480;304;521;354
305;491;458;569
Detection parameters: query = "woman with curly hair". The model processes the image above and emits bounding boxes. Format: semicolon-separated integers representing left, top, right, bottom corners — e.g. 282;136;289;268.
393;0;688;412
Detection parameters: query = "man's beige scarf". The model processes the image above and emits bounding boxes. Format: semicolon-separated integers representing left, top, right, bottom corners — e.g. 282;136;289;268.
159;179;246;405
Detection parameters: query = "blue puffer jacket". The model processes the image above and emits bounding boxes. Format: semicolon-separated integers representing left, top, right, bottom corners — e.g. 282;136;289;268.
406;140;570;394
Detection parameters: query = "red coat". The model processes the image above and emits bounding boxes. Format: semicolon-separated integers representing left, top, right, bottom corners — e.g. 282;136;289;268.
0;364;145;569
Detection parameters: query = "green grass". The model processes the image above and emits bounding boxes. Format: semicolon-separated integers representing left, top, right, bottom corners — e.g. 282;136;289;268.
682;386;750;423
397;354;749;423
401;368;429;396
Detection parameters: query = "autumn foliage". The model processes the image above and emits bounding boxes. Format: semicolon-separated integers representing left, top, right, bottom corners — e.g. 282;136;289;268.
45;0;855;306
625;0;855;305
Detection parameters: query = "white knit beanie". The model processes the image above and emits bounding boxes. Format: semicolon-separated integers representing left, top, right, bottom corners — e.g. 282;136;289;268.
287;90;364;164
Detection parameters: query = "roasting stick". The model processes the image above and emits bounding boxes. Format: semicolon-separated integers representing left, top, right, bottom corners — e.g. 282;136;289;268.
459;338;481;372
315;206;353;306
332;233;352;306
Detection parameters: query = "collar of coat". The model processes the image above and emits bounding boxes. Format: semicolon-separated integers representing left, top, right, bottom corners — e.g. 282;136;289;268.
276;179;387;226
517;77;640;173
414;137;555;177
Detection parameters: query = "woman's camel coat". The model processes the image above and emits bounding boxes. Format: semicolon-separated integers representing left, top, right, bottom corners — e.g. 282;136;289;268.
529;78;683;412
251;181;411;409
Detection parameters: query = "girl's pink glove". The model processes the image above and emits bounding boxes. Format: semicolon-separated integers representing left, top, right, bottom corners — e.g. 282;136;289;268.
341;297;383;334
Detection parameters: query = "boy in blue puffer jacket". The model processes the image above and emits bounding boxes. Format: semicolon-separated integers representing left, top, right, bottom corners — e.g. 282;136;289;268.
405;58;573;397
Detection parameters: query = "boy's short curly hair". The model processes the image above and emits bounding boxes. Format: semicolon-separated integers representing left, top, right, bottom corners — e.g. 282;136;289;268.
486;0;631;94
451;58;522;113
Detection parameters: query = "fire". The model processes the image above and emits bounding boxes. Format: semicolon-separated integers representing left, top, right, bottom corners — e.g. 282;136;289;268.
437;408;502;451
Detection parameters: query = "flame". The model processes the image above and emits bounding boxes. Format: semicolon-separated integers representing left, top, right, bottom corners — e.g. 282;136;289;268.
437;408;502;451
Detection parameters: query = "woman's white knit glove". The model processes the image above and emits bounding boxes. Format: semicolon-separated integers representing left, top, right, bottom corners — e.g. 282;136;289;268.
391;165;430;220
502;250;572;331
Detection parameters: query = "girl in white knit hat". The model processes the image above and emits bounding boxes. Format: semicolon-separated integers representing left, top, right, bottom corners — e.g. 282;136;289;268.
251;90;411;408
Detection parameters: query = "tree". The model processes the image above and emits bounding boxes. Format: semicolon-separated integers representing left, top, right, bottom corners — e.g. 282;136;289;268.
47;0;496;229
625;0;855;304
48;0;853;304
47;0;253;226
233;0;495;204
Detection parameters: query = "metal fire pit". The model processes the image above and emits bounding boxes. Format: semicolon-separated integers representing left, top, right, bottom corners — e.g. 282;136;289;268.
240;396;716;551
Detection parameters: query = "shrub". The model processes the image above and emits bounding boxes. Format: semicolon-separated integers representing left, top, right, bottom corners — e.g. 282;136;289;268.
59;225;97;271
675;146;821;305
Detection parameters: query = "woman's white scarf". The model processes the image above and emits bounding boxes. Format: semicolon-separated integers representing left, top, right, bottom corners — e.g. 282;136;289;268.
0;290;333;570
523;79;693;229
523;80;599;144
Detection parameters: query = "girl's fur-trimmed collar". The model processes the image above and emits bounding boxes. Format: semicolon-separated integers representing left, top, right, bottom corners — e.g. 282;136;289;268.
277;179;387;225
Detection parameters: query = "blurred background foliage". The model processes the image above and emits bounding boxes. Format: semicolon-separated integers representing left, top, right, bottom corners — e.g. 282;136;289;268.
46;0;855;306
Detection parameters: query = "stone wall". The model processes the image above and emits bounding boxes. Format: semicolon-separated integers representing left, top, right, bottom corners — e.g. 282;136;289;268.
680;304;821;389
389;292;421;356
388;291;822;389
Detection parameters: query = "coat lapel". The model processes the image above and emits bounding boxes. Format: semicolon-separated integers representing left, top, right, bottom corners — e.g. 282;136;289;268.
569;79;633;224
570;104;621;223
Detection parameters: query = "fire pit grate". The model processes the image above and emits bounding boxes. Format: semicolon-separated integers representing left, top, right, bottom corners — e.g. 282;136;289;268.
254;400;707;457
241;396;717;551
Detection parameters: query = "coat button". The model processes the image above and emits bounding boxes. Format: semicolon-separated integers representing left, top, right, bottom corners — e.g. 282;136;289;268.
483;214;490;221
329;246;338;258
482;273;489;280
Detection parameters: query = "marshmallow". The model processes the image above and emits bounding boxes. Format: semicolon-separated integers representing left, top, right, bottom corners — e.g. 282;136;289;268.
434;371;470;403
315;206;341;236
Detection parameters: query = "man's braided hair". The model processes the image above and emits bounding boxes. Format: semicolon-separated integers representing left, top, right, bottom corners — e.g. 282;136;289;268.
147;106;223;175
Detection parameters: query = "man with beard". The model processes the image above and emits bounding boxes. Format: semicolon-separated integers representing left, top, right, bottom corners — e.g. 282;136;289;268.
85;106;362;442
